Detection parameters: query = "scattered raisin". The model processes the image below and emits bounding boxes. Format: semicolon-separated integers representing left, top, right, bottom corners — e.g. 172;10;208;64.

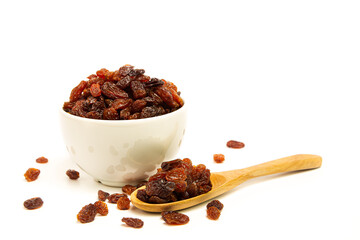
161;211;190;225
24;197;43;210
226;140;245;149
206;200;224;211
122;217;144;228
98;190;110;201
108;193;127;203
36;156;48;164
213;154;225;163
117;195;131;210
207;206;221;220
77;203;97;223
24;168;40;182
66;169;80;180
94;201;108;216
122;185;137;195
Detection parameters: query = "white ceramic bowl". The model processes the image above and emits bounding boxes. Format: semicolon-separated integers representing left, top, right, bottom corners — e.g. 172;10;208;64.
59;103;187;187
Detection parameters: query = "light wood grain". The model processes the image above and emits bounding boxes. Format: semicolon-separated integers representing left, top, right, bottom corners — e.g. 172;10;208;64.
130;154;322;212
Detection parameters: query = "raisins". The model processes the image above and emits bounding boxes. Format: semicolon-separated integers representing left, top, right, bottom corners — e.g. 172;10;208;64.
63;64;183;120
117;195;131;210
207;206;221;220
94;201;108;216
66;169;80;180
24;197;43;210
137;158;212;203
206;200;224;211
161;211;189;225
122;185;137;195
36;156;48;164
98;190;110;201
108;193;127;203
24;168;40;182
226;140;245;149
77;203;97;223
213;154;225;163
122;217;144;228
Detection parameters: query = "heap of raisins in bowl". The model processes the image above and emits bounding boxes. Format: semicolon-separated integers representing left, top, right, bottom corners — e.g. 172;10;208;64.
63;64;184;120
136;158;212;203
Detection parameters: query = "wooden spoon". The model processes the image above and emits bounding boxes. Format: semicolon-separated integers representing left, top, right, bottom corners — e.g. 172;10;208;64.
130;154;322;212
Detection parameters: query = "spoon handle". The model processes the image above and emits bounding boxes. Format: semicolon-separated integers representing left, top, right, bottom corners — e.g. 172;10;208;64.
241;154;322;179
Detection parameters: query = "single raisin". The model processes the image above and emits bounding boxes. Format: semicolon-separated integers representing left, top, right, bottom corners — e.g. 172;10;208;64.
101;82;129;99
77;203;97;223
98;190;110;201
161;211;189;225
116;75;132;89
36;156;48;164
103;107;119;120
118;64;134;77
130;81;147;99
66;169;80;180
117;195;131;210
94;200;108;216
207;206;221;220
90;83;101;97
111;98;132;110
24;168;40;182
122;217;144;228
108;193;127;203
226;140;245;149
24;197;43;210
69;80;87;102
145;78;164;87
213;154;225;163
131;99;147;112
206;200;224;211
122;185;137;195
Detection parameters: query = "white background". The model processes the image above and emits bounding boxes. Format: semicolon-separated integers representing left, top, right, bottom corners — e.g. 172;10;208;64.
1;0;359;239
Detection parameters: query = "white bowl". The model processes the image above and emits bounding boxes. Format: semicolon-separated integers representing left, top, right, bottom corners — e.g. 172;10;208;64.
59;103;187;187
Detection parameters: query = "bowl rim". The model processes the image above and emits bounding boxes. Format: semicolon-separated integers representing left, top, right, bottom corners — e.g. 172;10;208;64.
60;101;187;126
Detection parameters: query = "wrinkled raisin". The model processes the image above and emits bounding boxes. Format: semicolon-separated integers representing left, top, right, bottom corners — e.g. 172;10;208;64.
24;168;40;182
213;154;225;163
122;217;144;228
122;185;137;195
24;197;43;210
94;201;108;216
145;78;164;87
111;98;132;110
98;190;110;201
161;211;189;225
36;156;48;164
207;206;221;220
131;99;147;112
108;193;127;203
66;169;80;180
117;195;131;210
130;81;147;99
103;107;119;120
90;83;101;97
69;80;87;102
226;140;245;149
206;200;224;211
77;203;97;223
101;82;128;99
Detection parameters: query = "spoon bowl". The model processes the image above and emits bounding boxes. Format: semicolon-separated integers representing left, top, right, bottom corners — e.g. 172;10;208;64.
130;154;322;212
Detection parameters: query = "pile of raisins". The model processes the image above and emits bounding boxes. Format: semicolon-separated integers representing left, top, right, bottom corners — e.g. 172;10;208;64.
136;158;212;203
63;64;184;120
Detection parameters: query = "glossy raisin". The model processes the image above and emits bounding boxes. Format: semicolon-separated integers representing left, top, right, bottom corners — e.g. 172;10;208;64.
24;168;40;182
36;156;48;164
130;81;147;99
122;217;144;228
90;83;101;97
117;195;131;210
161;211;189;225
94;201;108;216
77;203;97;223
24;197;43;210
111;98;132;110
98;190;110;201
69;80;87;102
207;206;221;220
101;82;128;99
226;140;245;149
108;193;127;203
66;169;80;180
206;200;224;211
145;78;164;87
118;64;134;77
213;154;225;163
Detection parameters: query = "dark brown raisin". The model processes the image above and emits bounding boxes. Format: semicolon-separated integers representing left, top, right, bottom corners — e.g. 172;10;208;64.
145;78;164;87
226;140;245;149
131;99;147;112
155;86;179;108
94;200;108;216
66;169;80;180
136;189;149;202
101;82;129;99
24;168;40;182
140;106;158;118
36;156;48;164
122;217;144;228
118;64;134;77
103;107;119;120
161;211;189;225
119;107;131;120
98;190;110;201
213;154;225;163
116;75;132;89
130;81;147;99
108;193;127;203
69;80;87;102
206;200;224;211
111;98;132;110
122;185;137;195
77;203;97;223
24;197;43;210
207;206;221;220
